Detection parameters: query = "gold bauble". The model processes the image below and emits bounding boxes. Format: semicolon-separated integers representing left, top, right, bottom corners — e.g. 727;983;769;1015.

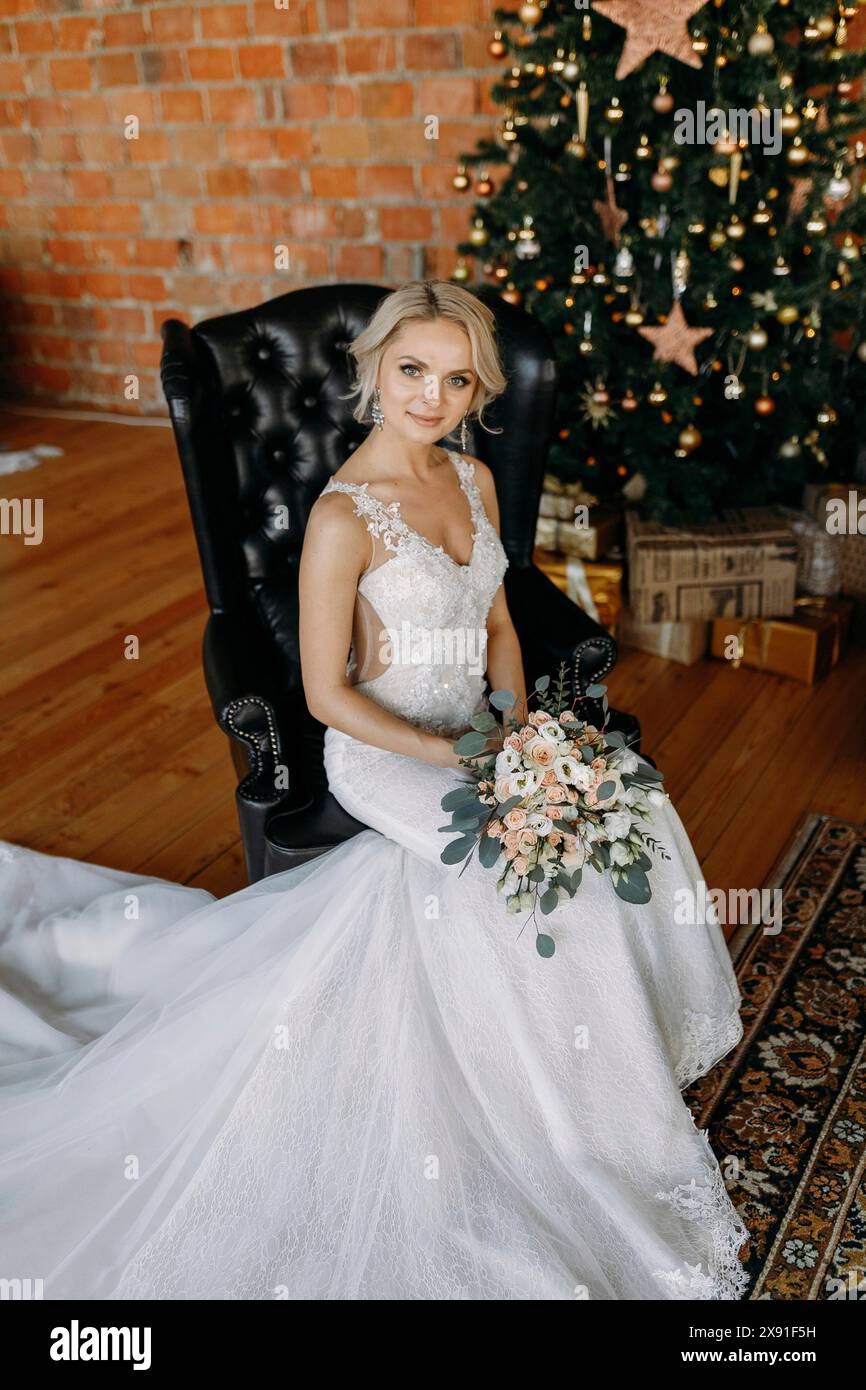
565;136;587;158
730;255;745;271
786;140;809;166
452;166;470;191
635;135;653;160
817;404;838;425
468;220;489;247
651;167;673;192
501;283;522;305
648;382;668;405
475;175;494;197
652;89;674;114
708;228;727;249
815;15;836;37
621;390;639;412
518;1;543;24
678;425;702;451
747;26;775;56
605;98;624;122
726;216;746;240
592;385;610;405
857;340;866;362
776;304;799;324
624;307;644;326
839;235;860;261
451;259;470;283
747;324;769;349
708;166;729;187
780;106;801;134
806;211;828;234
837;78;854;96
578;337;594;354
754;394;775;415
488;32;507;59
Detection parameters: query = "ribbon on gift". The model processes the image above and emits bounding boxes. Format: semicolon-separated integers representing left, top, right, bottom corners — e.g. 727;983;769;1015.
729;617;774;670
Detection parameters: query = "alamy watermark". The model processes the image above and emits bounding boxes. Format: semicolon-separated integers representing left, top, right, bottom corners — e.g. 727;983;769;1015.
377;622;487;676
0;497;43;545
674;879;783;934
674;102;782;155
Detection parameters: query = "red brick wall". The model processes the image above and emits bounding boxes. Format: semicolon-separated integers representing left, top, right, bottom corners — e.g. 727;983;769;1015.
0;0;504;414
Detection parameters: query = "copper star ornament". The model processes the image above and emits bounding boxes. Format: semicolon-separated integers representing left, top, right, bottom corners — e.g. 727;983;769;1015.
637;300;713;376
593;179;628;244
788;177;814;218
593;0;709;80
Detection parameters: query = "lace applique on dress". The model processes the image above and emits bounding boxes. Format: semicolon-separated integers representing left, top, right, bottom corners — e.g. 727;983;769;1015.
674;1005;744;1091
652;1156;751;1300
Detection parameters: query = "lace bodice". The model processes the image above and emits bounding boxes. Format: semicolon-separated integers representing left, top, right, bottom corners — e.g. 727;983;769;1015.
319;450;509;739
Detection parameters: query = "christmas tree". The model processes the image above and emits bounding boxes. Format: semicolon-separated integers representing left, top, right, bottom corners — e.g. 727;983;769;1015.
452;1;866;523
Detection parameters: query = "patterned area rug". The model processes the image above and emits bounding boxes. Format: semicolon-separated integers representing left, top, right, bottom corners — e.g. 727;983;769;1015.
684;815;866;1301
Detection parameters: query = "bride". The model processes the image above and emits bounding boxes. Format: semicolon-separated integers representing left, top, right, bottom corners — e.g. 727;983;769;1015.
0;280;749;1301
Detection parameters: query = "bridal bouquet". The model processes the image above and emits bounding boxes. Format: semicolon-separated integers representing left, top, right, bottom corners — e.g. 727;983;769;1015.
439;665;670;957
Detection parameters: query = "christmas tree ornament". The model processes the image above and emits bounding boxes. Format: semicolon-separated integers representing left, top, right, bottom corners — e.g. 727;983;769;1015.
788;177;814;216
747;324;769;349
708;226;727;249
518;2;543;27
562;52;579;81
772;255;791;275
565;135;588;158
814;15;836;38
652;82;674;114
708;165;729;188
515;214;541;258
605;96;625;122
648;381;668;405
786;137;809;166
451;258;470;283
501;282;522;305
672;247;690;295
729;148;743;203
857;341;866;363
580;380;615;429
691;32;709;55
752;201;772;225
726;214;746;239
452;165;470;191
613;243;635;277
826;163;851;201
550;49;565;73
817;404;838;424
592;0;707;80
475;172;494;197
729;254;745;272
638;300;713;375
501;115;518;143
468;219;489;247
576;81;589;141
488;31;507;59
621;389;639;411
651;165;673;192
839;235;860;261
635;134;653;160
715;130;739;156
776;304;799;324
678;424;702;451
779;437;802;459
754;394;775;415
747;21;775;56
780;105;801;134
837;77;854;97
594;178;629;243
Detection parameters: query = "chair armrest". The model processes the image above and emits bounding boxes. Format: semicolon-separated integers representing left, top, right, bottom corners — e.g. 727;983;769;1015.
504;563;618;695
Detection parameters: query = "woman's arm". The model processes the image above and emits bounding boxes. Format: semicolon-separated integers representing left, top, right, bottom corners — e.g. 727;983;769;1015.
470;460;529;726
299;494;462;769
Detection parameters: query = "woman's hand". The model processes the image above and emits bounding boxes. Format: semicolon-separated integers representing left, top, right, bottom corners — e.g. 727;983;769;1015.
427;732;501;771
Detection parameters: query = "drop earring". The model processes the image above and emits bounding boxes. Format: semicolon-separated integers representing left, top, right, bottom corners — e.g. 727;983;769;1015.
371;386;385;431
460;414;469;451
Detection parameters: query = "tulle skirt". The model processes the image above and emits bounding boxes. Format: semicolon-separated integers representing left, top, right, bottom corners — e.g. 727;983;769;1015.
0;727;749;1299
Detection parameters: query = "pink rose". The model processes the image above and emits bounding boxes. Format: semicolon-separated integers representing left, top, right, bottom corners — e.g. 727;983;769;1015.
486;819;503;837
529;710;552;727
545;784;566;803
559;710;577;723
566;788;579;804
504;845;518;861
541;768;558;786
504;733;523;752
518;829;537;853
513;854;529;875
525;737;556;767
591;757;607;771
504;830;521;852
549;832;562;848
504;807;528;831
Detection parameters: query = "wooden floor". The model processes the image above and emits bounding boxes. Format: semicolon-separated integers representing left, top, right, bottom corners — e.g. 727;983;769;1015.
2;408;865;913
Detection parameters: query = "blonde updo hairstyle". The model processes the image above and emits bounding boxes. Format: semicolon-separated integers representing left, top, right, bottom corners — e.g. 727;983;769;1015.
343;280;508;440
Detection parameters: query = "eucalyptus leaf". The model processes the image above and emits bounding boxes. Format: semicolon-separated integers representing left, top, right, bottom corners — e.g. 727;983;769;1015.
440;836;475;865
539;886;559;915
604;731;625;749
528;865;546;883
596;780;616;800
489;688;516;710
454;731;489;756
440;786;477;811
470;710;497;732
536;933;555;958
534;675;550;692
584;683;607;697
613;867;652;905
478;834;503;868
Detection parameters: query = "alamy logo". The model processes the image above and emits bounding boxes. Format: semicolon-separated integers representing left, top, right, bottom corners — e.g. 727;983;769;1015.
0;1276;43;1299
673;102;782;155
49;1320;152;1371
0;496;43;545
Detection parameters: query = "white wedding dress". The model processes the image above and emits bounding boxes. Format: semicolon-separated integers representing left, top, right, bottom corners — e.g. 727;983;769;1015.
0;451;750;1301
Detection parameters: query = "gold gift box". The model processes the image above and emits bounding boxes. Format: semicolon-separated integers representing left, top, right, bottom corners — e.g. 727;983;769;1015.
534;548;622;635
709;599;850;684
535;479;624;561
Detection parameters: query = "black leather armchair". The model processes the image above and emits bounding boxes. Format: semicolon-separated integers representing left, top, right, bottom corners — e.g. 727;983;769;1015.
160;283;640;883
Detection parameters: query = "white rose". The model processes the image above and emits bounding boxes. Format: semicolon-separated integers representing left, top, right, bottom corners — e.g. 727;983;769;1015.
526;812;553;836
561;843;587;871
610;841;631;866
495;748;522;776
603;810;632;840
494;776;514;803
507;767;539;798
647;788;667;807
617;749;639;774
537;720;566;742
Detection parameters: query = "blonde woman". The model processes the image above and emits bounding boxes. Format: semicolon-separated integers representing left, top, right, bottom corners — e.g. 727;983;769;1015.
0;282;748;1302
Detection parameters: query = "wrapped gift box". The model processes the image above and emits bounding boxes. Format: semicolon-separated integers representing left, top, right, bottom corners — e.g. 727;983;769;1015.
619;609;710;666
627;507;798;624
535;474;624;560
801;483;866;645
711;597;856;683
534;548;622;634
